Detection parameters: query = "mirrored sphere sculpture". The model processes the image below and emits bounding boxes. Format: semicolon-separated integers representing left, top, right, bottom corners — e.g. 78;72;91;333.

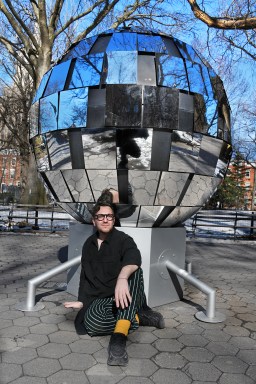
30;27;232;227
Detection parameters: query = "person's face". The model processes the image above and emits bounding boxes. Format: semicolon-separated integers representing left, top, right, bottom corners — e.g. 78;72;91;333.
92;205;115;234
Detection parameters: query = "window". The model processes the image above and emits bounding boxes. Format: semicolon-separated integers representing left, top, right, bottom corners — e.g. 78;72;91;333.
11;158;16;166
10;169;15;179
245;170;250;178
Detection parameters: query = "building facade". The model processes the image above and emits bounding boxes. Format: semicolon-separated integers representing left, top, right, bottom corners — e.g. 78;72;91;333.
0;149;21;193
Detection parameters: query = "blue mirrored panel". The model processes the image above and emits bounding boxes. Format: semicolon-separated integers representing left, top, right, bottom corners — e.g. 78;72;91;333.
204;95;218;137
43;60;71;97
155;171;189;206
87;88;106;128
87;170;118;201
45;170;72;202
90;35;111;53
143;86;179;129
106;85;142;127
118;205;140;227
82;128;116;169
58;88;88;129
174;39;203;65
61;36;97;61
162;37;181;57
169;131;201;172
201;66;214;98
29;101;39;138
107;32;137;51
129;170;160;205
160;206;200;227
137;206;164;227
138;34;167;53
186;61;206;94
62;169;94;202
46;130;72;170
39;93;58;133
196;136;222;176
32;135;50;172
156;55;188;90
117;128;152;170
180;175;220;207
106;51;137;84
69;54;104;88
32;70;52;103
138;55;156;85
193;94;208;134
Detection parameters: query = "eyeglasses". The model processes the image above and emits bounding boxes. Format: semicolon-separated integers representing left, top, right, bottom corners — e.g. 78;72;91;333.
94;214;115;221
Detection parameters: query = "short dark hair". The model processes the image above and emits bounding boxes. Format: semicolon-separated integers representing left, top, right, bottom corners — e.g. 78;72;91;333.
91;201;116;218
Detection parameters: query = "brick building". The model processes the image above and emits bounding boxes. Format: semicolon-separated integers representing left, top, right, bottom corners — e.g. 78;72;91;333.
0;149;21;193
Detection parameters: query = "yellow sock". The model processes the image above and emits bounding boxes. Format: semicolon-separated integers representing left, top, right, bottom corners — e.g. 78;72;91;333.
135;314;139;324
114;319;131;336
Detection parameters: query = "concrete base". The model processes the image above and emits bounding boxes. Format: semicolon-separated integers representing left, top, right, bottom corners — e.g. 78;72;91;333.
67;223;186;308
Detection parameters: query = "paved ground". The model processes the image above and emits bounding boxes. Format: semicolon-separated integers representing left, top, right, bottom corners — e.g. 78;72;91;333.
0;232;256;384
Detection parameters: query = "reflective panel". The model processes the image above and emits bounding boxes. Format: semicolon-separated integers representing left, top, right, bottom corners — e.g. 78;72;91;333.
194;94;208;134
62;169;94;202
117;128;152;170
186;61;206;94
138;55;156;85
32;135;50;172
138;206;164;227
68;54;104;88
151;130;172;171
155;172;189;205
87;170;118;200
169;131;201;173
129;170;160;205
106;85;142;127
179;93;194;112
162;37;181;57
203;95;218;137
156;55;188;90
45;170;72;202
218;101;231;142
174;39;203;65
58;202;92;223
62;36;97;61
196;136;223;176
143;86;179;129
138;34;167;53
87;88;106;128
43;60;71;97
180;175;220;206
40;93;58;133
118;205;140;227
46;130;72;170
179;110;194;132
160;206;200;227
107;32;137;51
29;101;39;138
106;51;137;84
58;88;88;129
90;35;111;53
32;70;52;103
201;66;214;98
82;128;116;169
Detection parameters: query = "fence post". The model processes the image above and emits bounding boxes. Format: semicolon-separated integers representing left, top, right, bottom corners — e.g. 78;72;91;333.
250;212;254;237
234;210;238;240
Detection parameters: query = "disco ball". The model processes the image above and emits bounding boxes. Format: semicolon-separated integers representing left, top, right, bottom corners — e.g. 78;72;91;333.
29;27;232;227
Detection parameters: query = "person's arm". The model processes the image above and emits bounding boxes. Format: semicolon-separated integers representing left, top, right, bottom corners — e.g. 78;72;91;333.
115;264;138;309
63;301;83;309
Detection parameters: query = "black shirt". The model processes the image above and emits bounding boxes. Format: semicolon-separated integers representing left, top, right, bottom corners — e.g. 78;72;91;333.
78;227;141;307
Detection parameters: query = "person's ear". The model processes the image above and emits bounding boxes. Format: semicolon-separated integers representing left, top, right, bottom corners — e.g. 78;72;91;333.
92;218;96;226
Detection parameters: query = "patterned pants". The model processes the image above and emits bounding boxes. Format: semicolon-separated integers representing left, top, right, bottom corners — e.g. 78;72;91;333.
84;268;145;336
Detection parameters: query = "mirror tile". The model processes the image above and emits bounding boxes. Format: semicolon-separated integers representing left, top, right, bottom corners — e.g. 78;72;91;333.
68;54;104;88
32;135;50;172
43;60;71;97
62;169;93;202
40;93;58;133
169;131;201;173
156;55;188;90
155;172;189;205
129;170;160;205
105;51;137;84
45;170;71;202
46;130;72;170
87;170;118;201
58;88;88;129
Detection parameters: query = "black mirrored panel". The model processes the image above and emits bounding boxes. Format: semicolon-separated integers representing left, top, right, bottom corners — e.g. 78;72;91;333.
62;169;94;202
204;95;218;137
196;136;223;176
32;70;52;103
68;54;104;88
179;93;194;112
160;206;200;227
169;131;201;172
151;130;172;171
180;175;220;207
138;55;156;85
118;205;140;227
156;55;188;90
143;86;179;129
62;36;97;61
117;128;152;170
29;101;39;138
46;130;72;170
186;61;206;95
218;102;231;142
138;206;165;227
193;94;208;134
82;128;116;169
90;35;111;53
155;171;189;205
162;37;181;57
87;170;118;201
43;60;71;97
39;93;58;133
107;32;137;51
179;110;194;132
129;170;160;205
106;85;142;127
138;34;167;53
58;88;88;129
219;141;232;164
58;202;92;223
174;39;203;65
105;51;137;84
32;135;50;172
87;88;106;128
45;170;72;202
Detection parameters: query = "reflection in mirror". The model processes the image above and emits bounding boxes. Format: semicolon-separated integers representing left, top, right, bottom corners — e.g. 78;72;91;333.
69;55;104;88
62;36;97;61
90;35;111;53
174;39;203;65
180;175;220;207
33;70;51;103
118;205;140;227
194;94;208;134
32;135;50;172
138;55;156;85
117;128;152;170
45;170;72;202
43;60;71;97
203;95;218;137
46;130;72;169
218;101;231;142
196;136;222;176
107;32;137;51
138;34;167;53
87;88;106;128
186;61;206;94
40;93;58;133
58;88;88;129
129;170;160;205
58;202;92;223
62;170;94;202
87;170;118;201
160;206;200;227
29;101;39;138
169;131;201;172
138;206;165;227
155;172;189;206
179;93;194;111
106;51;137;84
82;128;116;169
162;37;181;57
156;55;188;90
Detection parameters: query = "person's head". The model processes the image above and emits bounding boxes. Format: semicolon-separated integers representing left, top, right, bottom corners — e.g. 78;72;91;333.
98;188;119;204
91;202;116;235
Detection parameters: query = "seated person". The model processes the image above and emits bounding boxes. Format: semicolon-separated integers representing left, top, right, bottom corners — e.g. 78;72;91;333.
64;200;164;366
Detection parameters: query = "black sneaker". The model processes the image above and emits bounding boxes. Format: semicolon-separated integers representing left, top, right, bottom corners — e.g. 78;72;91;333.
107;333;128;366
138;309;165;329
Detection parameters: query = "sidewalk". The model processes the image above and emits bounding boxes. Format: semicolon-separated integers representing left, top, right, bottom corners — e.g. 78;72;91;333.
0;233;256;384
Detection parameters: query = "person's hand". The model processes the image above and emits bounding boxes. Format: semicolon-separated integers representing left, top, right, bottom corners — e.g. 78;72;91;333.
115;278;132;309
63;301;83;309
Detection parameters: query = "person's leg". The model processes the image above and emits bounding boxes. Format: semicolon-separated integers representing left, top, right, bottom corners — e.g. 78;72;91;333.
84;297;116;336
